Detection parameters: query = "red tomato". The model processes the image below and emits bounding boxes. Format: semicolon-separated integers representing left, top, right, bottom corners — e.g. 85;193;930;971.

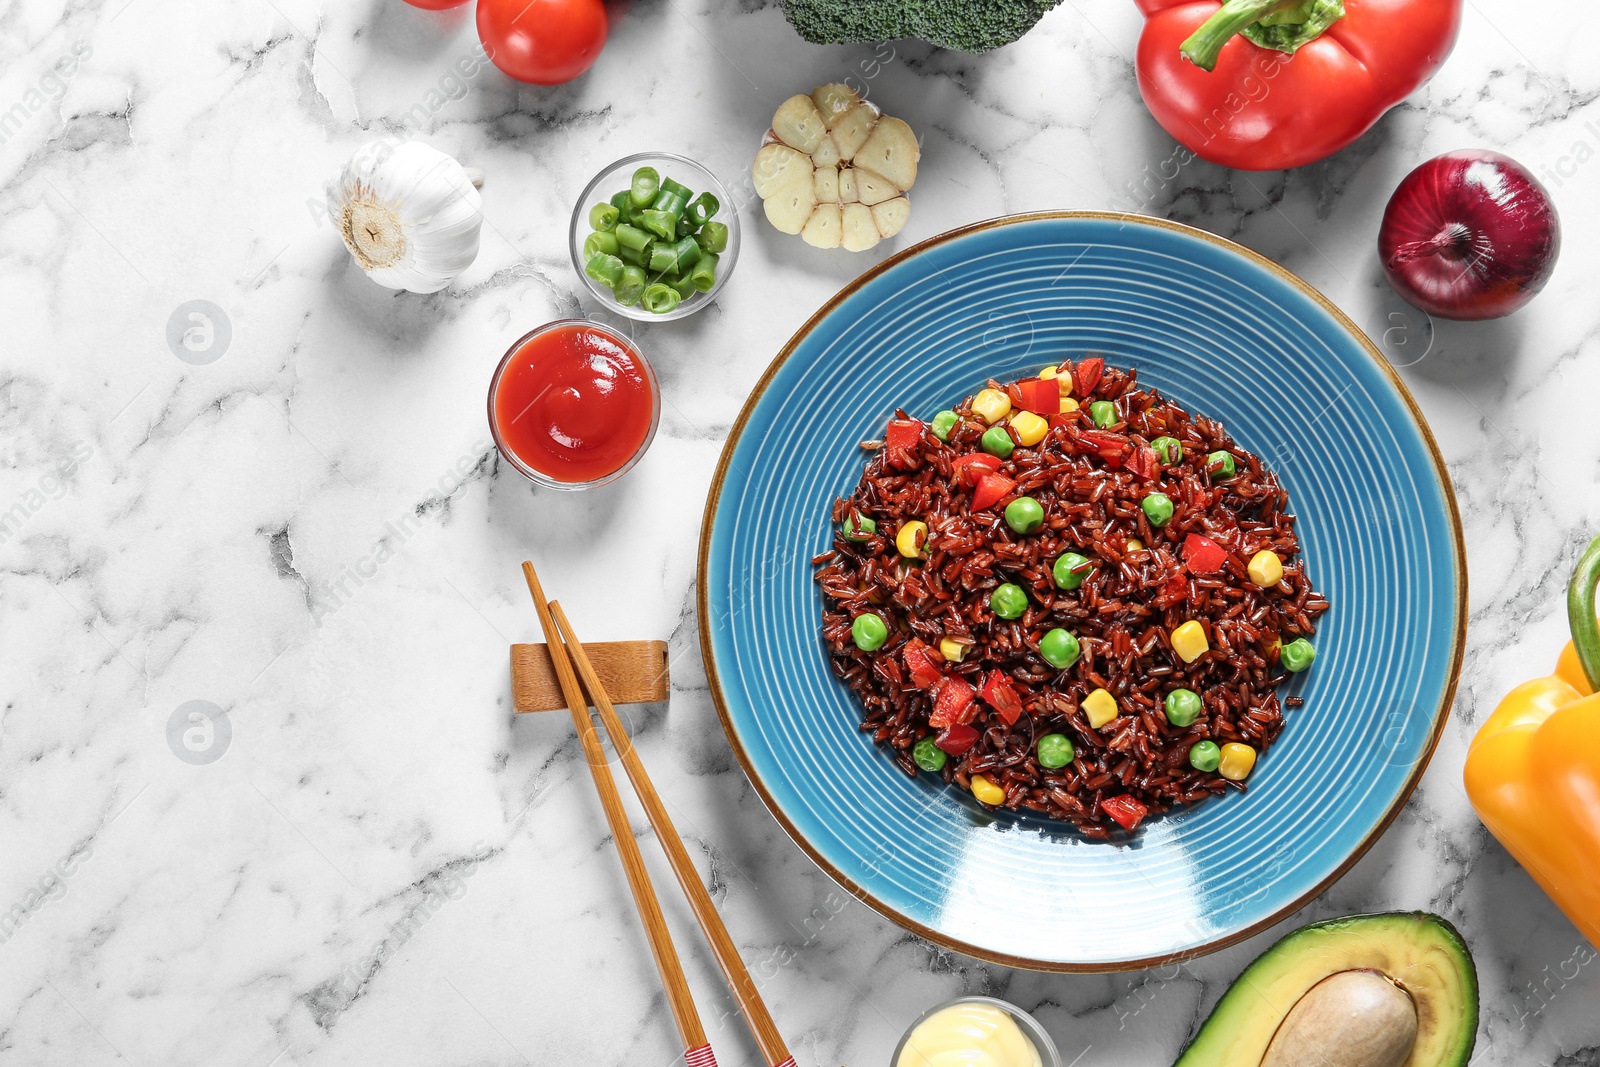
1101;794;1149;832
971;472;1016;512
980;670;1024;726
930;677;976;729
403;0;470;8
1183;534;1228;575
477;0;608;85
934;723;980;756
952;453;1001;488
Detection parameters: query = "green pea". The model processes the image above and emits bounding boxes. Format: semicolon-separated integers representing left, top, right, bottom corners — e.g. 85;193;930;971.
913;737;948;772
851;613;888;651
1208;450;1237;479
1280;638;1316;672
1052;552;1093;590
990;583;1028;620
981;425;1015;459
1037;733;1076;769
1090;401;1118;429
1141;492;1174;527
841;513;877;542
931;410;959;441
1152;436;1184;464
1039;628;1081;670
1004;496;1045;535
1164;688;1202;727
1189;740;1221;772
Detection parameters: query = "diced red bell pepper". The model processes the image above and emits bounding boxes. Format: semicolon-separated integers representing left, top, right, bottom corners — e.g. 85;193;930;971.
1015;377;1060;415
1125;445;1159;480
952;453;1002;488
929;675;976;729
980;670;1024;726
1100;794;1149;832
1074;357;1104;398
903;639;945;690
970;472;1016;512
1183;534;1228;575
884;419;924;470
935;722;980;756
1162;570;1188;602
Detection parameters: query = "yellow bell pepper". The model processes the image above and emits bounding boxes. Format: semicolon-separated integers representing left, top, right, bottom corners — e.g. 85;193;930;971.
1464;534;1600;949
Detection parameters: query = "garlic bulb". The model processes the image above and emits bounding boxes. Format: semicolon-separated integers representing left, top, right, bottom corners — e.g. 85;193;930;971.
326;139;484;294
752;84;920;252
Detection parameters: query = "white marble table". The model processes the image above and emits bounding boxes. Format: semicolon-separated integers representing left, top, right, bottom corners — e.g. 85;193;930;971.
3;0;1598;1064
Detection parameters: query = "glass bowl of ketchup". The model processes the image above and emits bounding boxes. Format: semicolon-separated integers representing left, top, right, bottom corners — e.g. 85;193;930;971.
488;320;660;490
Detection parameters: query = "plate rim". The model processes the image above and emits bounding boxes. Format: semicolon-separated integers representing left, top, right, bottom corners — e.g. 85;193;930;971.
696;210;1467;973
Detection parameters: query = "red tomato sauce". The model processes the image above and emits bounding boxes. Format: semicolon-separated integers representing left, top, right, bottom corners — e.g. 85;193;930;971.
491;323;655;484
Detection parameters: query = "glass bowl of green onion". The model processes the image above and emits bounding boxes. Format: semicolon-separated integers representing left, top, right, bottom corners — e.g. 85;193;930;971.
569;151;741;322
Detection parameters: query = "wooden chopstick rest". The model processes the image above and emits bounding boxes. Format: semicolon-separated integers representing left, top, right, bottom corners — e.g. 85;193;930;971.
511;640;669;713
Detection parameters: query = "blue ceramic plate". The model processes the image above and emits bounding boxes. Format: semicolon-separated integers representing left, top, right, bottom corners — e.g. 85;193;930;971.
698;213;1464;971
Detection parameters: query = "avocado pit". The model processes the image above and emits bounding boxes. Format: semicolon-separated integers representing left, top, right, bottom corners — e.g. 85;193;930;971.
1260;969;1418;1067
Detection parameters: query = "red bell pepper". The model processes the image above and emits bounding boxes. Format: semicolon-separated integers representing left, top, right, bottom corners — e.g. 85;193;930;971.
930;676;976;729
1183;533;1228;574
980;670;1024;726
971;472;1016;512
1135;0;1461;171
1073;357;1103;398
903;639;945;689
952;453;1002;488
1125;444;1160;480
935;722;980;756
884;418;924;470
1015;377;1061;416
1101;794;1150;832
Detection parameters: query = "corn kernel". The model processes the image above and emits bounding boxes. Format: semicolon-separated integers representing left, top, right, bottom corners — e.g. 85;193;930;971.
970;774;1006;806
1082;687;1119;729
939;637;967;662
1126;538;1145;552
896;520;928;559
1010;410;1048;447
1248;550;1283;588
972;388;1012;425
1038;365;1058;380
1219;742;1258;781
1171;620;1210;663
1061;397;1080;412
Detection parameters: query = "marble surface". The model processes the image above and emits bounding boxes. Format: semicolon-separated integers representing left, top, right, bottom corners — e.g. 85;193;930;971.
2;0;1598;1064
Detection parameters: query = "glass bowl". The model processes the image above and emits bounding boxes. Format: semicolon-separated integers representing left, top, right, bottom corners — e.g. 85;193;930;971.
486;319;660;491
568;151;742;323
892;997;1062;1067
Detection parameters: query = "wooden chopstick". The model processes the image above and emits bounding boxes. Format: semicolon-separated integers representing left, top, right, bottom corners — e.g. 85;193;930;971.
550;601;797;1067
520;563;715;1067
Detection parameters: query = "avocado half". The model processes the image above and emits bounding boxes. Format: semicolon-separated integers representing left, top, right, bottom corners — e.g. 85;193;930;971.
1175;912;1478;1067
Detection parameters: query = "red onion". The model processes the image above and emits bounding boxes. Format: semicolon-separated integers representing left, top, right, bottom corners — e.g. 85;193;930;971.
1379;150;1561;321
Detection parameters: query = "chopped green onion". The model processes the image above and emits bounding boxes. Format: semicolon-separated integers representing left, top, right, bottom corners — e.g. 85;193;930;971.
629;166;660;209
583;230;619;260
695;222;729;254
659;176;691;199
655;187;690;217
639;209;679;242
689;252;719;292
615;266;647;306
642;283;681;314
614;224;653;253
686;192;719;226
617;242;648;269
589;202;620;231
609;190;631;214
584;251;625;290
669;274;699;299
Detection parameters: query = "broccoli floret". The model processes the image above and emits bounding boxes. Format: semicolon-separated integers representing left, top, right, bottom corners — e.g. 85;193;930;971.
781;0;1064;53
